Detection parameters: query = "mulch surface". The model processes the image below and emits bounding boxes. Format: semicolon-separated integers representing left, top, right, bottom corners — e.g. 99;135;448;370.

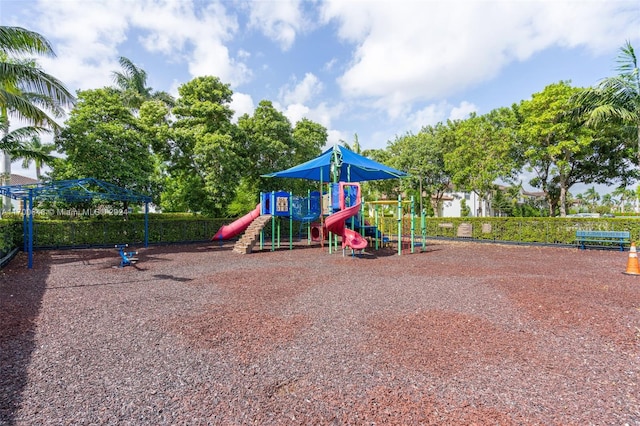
1;240;639;425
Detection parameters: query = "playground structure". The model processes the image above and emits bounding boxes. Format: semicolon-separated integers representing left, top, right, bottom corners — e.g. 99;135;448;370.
325;182;368;253
212;204;261;240
367;197;427;255
211;145;419;256
212;182;427;256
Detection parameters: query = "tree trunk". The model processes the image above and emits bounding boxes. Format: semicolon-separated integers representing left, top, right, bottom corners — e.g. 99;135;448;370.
548;196;557;217
559;185;567;217
0;147;12;213
636;123;640;171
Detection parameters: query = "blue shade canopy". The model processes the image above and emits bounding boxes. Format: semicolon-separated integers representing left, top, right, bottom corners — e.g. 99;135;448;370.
0;178;152;203
0;178;152;269
262;145;408;182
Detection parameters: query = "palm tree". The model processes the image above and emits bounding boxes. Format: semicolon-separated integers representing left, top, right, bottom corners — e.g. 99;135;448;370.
612;186;629;212
601;193;614;211
11;134;56;180
574;193;585;213
0;122;44;151
111;56;174;110
574;41;640;167
1;26;74;210
1;26;75;129
622;187;637;213
584;186;601;212
341;133;362;154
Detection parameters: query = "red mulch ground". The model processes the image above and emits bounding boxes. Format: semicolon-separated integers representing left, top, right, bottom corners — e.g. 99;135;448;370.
1;240;639;425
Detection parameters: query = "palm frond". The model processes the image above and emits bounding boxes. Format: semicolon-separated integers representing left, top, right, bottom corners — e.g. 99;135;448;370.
0;26;56;57
151;91;176;108
0;61;75;108
0;125;49;150
616;40;638;75
0;89;57;126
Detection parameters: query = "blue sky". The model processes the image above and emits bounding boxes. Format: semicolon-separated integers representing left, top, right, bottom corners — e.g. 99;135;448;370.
2;0;640;193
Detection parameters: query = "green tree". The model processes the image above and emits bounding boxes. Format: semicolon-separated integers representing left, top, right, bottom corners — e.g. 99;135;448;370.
491;187;514;217
386;124;452;216
1;26;74;211
612;186;636;213
600;193;614;213
583;186;600;212
342;133;362;154
444;108;519;216
165;76;244;215
52;88;155;207
574;41;640;168
111;56;174;111
358;148;404;201
460;198;471;217
238;100;296;194
0;26;74;129
0;124;44;152
516;81;633;216
574;193;585;213
138;99;172;157
10;134;55;179
292;117;326;165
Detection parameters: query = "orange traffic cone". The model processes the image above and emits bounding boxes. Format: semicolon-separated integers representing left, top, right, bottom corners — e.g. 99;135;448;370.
623;242;640;275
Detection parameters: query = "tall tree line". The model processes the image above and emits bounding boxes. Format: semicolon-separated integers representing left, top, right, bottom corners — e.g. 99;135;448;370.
3;24;636;219
51;72;328;217
385;42;638;217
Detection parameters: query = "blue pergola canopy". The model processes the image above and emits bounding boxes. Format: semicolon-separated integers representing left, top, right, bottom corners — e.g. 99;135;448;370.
262;145;408;182
0;178;152;269
0;177;152;203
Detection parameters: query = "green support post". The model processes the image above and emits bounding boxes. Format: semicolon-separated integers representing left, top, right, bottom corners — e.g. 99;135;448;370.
397;194;402;256
410;196;415;254
421;208;426;252
374;208;379;250
260;192;264;250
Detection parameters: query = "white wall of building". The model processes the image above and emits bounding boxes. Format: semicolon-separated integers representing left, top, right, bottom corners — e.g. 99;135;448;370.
439;191;491;217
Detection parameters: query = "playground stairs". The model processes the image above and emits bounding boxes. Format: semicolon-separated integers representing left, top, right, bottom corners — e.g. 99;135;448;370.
233;214;272;254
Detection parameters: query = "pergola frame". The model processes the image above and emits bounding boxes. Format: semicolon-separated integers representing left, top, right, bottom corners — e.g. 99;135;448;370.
0;178;152;269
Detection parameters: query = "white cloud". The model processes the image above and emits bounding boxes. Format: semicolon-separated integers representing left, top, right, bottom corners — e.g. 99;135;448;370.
246;0;306;51
128;1;251;87
307;102;344;130
323;58;338;72
230;92;255;122
281;101;343;130
408;102;451;130
279;73;323;105
283;103;311;126
18;0;251;92
327;129;347;147
168;79;183;99
321;0;640;113
449;101;477;121
25;0;131;90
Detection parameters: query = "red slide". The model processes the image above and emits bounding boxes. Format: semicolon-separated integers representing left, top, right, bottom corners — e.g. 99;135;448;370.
212;204;261;240
325;184;368;250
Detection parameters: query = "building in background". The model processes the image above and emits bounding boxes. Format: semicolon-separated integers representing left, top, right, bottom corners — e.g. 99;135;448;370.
1;174;38;215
